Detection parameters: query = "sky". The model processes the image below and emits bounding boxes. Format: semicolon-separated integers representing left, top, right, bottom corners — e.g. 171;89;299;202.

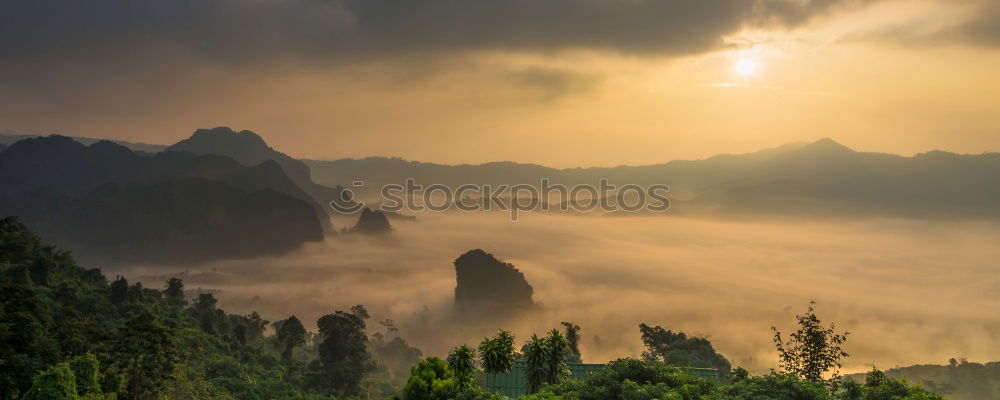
2;0;1000;167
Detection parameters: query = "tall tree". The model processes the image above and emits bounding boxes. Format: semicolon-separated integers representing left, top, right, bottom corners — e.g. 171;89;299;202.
114;307;178;400
163;277;185;307
543;329;570;387
561;322;582;363
478;329;516;390
523;334;548;395
275;315;307;382
191;293;219;334
479;330;516;374
772;301;849;382
109;276;128;305
20;363;77;400
447;345;477;388
524;330;569;394
310;305;371;396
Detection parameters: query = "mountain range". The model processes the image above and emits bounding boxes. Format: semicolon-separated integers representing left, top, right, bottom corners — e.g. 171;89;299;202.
306;139;1000;218
0;129;345;265
4;130;998;264
0;132;166;153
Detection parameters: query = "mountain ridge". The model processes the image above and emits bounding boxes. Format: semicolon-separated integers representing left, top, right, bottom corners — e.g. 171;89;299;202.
0;135;325;265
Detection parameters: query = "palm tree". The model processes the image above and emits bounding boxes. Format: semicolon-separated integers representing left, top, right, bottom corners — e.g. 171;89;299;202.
479;330;516;390
544;329;570;385
447;345;477;388
523;334;548;394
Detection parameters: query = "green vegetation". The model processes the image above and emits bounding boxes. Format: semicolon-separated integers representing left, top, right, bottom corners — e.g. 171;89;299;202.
639;324;732;378
845;359;1000;400
447;346;477;389
0;216;960;399
772;301;850;382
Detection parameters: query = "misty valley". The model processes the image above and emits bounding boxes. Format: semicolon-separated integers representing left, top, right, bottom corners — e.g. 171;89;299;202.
1;128;998;400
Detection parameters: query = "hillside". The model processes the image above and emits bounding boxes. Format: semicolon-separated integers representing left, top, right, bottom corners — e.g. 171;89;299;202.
845;360;1000;400
0;136;324;265
166;127;353;219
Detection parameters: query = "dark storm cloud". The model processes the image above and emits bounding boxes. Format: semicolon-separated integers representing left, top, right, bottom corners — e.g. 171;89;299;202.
0;0;867;67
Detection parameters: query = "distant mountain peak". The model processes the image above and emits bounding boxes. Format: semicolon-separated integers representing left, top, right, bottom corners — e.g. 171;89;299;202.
779;137;856;159
190;126;268;145
167;127;310;182
806;137;852;151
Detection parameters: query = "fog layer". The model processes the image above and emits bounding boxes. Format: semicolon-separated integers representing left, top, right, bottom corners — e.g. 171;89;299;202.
119;213;1000;373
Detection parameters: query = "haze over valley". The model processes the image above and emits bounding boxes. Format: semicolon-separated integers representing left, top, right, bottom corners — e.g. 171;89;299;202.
3;1;1000;398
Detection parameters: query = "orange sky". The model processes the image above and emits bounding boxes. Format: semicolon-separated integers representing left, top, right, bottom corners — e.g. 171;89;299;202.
2;0;999;167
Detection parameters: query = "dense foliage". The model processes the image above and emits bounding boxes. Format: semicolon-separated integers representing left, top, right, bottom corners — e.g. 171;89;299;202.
0;217;960;400
639;324;732;378
522;360;944;400
0;217;399;400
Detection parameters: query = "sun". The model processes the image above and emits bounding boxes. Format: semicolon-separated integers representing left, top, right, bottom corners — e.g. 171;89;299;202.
734;59;758;78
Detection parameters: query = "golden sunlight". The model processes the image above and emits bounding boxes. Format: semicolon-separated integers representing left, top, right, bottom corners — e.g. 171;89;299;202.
734;58;758;78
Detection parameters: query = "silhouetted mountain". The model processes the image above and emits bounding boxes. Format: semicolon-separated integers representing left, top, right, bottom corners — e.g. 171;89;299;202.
307;139;1000;218
0;135;324;265
700;138;1000;218
453;249;535;316
167;127;311;183
0;132;166;153
349;208;392;235
0;143;6;153
165;127;352;219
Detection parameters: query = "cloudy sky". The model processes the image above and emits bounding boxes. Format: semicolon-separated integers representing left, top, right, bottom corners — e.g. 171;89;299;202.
2;0;999;166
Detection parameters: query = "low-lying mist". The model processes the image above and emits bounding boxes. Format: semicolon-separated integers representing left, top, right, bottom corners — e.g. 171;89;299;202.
115;212;1000;374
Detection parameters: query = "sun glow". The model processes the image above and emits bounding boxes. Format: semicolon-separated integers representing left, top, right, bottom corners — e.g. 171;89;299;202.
734;58;758;78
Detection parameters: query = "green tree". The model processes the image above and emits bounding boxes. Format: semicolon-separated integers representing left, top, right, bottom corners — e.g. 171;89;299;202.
109;276;128;305
478;330;516;390
164;277;186;307
191;293;219;334
0;284;60;398
524;330;569;394
309;305;370;396
524;334;548;394
275;315;307;382
543;329;570;387
113;307;178;400
21;363;79;400
639;323;732;376
239;311;269;344
67;353;101;396
772;301;849;382
401;357;454;400
447;345;477;388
